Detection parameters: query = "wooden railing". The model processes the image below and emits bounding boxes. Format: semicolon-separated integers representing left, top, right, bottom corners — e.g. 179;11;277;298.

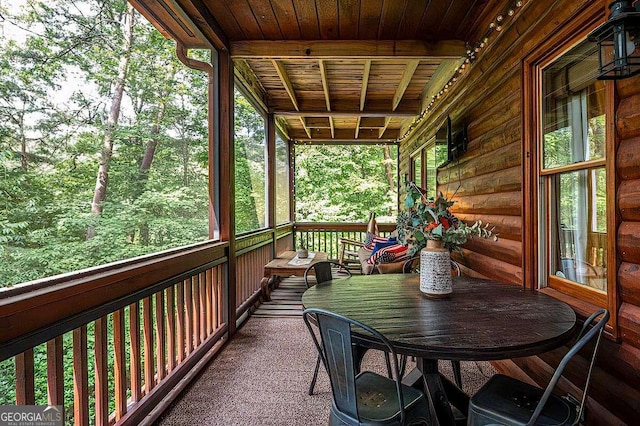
294;222;395;260
0;242;228;426
0;222;295;425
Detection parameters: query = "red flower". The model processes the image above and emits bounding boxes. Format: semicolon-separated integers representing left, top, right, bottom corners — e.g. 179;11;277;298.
440;217;450;230
425;222;438;232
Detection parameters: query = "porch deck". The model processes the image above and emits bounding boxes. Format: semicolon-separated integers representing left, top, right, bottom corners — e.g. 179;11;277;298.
155;277;496;425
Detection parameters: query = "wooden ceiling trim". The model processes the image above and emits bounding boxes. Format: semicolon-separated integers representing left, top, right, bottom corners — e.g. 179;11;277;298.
329;116;335;138
230;40;466;59
271;60;299;111
234;60;269;111
188;0;231;49
360;59;371;111
392;60;420;111
130;0;212;49
419;59;465;111
355;116;361;139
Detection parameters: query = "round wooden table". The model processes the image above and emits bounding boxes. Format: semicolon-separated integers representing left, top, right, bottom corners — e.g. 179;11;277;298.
301;274;577;425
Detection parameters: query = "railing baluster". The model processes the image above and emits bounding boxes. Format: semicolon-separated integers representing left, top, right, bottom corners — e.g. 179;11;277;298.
15;348;35;405
199;272;206;342
94;316;109;425
46;336;64;406
142;297;155;393
192;276;200;348
185;278;193;355
113;308;127;419
155;291;166;381
166;285;176;372
73;326;89;426
129;302;142;402
205;269;213;335
177;281;186;362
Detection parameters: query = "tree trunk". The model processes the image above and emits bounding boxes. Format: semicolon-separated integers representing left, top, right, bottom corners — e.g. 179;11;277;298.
383;144;395;191
87;4;135;239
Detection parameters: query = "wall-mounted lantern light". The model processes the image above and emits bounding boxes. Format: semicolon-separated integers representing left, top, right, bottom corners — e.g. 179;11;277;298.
588;0;640;79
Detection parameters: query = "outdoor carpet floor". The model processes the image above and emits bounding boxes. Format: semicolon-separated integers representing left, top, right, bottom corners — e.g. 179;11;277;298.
155;316;496;425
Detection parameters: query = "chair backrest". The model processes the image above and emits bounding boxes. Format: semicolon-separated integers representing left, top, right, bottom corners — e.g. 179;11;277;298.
304;261;351;289
302;308;406;425
527;308;609;426
402;256;461;276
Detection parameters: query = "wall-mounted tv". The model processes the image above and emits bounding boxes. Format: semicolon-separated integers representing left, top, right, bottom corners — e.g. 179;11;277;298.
434;116;468;168
448;119;468;163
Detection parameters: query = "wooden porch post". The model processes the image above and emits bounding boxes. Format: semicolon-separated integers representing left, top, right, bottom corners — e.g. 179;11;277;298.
267;113;276;256
219;49;236;335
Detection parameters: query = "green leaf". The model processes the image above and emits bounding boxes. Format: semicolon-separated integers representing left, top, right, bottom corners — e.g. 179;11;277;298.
405;196;415;208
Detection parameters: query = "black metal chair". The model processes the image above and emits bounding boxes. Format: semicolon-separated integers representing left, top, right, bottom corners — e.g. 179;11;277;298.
467;308;610;426
304;261;352;395
401;256;463;389
303;308;432;426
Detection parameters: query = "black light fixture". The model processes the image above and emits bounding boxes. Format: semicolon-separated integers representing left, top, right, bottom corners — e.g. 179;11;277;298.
588;0;640;79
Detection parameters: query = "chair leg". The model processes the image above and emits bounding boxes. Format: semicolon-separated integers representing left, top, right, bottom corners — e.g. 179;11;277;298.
399;355;408;377
309;354;322;395
385;352;393;378
452;360;462;389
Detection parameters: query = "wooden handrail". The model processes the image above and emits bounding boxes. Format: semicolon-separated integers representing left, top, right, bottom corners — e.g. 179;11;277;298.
294;222;396;232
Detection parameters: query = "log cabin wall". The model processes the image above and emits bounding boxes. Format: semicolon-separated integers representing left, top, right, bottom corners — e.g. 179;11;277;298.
400;0;640;423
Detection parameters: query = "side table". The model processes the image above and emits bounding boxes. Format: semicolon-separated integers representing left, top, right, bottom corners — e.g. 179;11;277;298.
260;251;328;301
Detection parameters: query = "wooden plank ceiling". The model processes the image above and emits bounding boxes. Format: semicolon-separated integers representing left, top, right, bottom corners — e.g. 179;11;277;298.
132;0;494;143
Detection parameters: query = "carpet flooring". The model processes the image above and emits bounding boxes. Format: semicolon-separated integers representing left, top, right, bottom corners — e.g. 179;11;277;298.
155;315;496;425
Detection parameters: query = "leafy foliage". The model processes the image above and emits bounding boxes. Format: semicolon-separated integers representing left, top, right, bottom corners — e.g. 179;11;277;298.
294;144;397;222
397;181;496;255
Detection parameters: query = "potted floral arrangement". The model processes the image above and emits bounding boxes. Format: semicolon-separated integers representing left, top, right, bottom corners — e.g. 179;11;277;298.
396;182;496;255
396;182;496;297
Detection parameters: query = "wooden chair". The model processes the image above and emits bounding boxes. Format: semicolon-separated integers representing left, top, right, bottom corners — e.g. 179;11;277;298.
338;237;366;273
468;309;609;425
303;308;432;425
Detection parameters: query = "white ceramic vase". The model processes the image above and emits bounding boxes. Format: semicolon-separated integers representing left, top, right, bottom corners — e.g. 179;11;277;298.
419;240;452;297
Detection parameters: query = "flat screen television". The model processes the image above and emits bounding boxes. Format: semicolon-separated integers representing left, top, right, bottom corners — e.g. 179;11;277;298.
448;119;468;163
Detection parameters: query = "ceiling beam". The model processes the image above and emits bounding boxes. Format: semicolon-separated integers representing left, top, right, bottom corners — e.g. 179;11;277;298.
360;59;371;112
392;60;420;111
294;140;398;145
379;118;391;139
289;128;398;140
274;110;417;118
272;60;299;111
299;117;311;138
355;116;361;139
319;60;331;111
231;40;466;59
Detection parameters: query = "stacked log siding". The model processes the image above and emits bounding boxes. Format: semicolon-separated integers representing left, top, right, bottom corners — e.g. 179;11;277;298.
400;0;640;423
